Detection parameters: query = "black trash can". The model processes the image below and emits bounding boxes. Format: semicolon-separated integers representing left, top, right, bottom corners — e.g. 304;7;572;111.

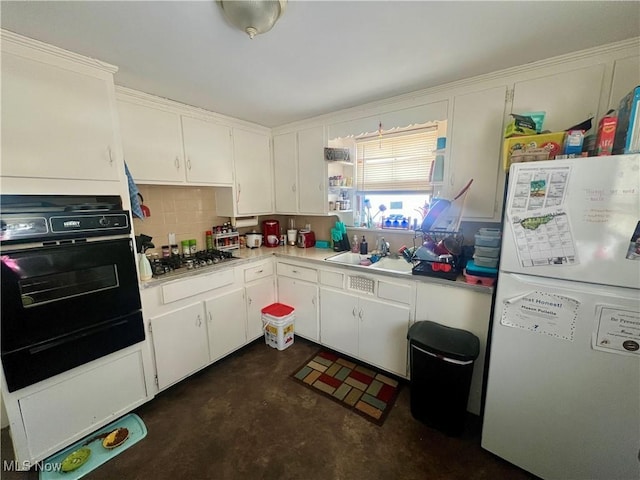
407;320;480;436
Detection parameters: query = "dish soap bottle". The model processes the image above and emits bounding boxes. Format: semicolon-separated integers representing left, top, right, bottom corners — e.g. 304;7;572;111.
360;235;368;254
351;235;359;253
138;253;153;281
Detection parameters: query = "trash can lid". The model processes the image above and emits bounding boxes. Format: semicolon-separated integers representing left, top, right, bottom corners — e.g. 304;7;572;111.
407;321;480;361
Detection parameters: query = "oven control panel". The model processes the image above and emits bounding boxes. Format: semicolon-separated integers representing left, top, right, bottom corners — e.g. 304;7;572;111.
1;212;131;244
0;217;48;240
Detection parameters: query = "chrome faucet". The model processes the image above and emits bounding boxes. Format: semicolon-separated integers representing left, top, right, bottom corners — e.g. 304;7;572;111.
379;237;390;256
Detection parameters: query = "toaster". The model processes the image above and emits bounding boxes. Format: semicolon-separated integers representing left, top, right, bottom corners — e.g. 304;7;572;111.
297;230;316;248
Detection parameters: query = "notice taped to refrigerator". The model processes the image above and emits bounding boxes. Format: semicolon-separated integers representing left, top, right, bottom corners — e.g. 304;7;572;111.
502;291;578;341
507;165;579;267
592;305;640;356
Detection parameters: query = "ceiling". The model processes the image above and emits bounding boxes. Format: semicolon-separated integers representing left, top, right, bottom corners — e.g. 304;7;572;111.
2;1;639;128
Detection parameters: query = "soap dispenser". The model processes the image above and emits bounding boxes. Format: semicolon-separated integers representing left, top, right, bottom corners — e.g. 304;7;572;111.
360;235;368;255
351;235;359;253
138;253;153;281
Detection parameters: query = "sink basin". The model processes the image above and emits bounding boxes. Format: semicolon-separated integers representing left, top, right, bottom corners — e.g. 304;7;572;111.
325;252;413;274
324;252;370;265
368;257;414;274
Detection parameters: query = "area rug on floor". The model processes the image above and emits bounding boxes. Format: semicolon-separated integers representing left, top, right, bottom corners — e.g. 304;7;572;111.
291;350;401;426
39;413;147;480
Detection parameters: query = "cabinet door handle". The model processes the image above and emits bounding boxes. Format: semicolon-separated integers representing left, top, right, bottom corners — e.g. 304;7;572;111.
256;269;263;274
175;157;180;170
358;309;363;321
187;157;192;170
292;269;298;274
107;146;114;165
208;311;212;323
236;184;241;204
248;297;252;305
318;183;323;191
292;184;296;192
197;314;202;327
312;297;316;307
352;307;357;317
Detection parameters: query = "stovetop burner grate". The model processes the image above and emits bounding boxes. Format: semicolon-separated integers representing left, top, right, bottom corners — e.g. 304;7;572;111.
151;249;239;278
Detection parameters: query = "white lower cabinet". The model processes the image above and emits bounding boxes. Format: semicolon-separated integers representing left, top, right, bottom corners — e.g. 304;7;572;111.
245;277;276;341
150;287;249;385
146;261;275;392
13;349;148;465
206;288;247;362
358;296;411;377
243;259;276;341
320;287;411;377
150;302;209;390
414;282;492;415
276;261;320;341
278;276;319;341
319;288;359;357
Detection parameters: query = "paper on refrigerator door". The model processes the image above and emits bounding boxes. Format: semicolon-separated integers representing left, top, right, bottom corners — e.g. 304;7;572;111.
501;291;579;341
509;206;578;267
592;305;640;356
507;164;578;267
508;165;571;216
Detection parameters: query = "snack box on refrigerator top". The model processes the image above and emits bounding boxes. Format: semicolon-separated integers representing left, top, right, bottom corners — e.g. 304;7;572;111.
502;132;566;171
595;115;618;156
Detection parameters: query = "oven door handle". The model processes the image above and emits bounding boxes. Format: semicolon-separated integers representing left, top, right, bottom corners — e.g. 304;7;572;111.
28;319;130;355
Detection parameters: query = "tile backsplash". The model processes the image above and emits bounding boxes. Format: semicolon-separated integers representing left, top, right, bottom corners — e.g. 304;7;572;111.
132;184;497;256
133;185;228;255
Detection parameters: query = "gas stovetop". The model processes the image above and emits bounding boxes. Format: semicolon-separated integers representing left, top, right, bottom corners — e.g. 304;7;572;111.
151;249;239;278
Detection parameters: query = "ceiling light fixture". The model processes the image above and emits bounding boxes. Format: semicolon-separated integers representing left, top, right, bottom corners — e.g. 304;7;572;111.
218;0;287;39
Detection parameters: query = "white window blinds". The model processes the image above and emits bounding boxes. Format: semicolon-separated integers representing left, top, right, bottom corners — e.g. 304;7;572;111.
356;127;438;192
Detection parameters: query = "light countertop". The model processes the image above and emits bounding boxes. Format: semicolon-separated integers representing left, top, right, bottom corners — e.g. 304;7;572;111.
142;245;493;294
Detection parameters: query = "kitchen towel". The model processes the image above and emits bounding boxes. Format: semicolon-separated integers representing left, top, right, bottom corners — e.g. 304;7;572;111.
124;161;144;220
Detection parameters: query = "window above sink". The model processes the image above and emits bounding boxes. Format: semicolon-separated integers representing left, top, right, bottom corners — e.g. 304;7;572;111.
329;119;447;231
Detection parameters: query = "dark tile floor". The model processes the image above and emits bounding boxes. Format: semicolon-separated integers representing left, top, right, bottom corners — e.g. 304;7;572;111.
2;338;537;479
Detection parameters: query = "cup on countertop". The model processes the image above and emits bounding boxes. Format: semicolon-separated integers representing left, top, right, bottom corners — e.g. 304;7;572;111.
287;229;298;246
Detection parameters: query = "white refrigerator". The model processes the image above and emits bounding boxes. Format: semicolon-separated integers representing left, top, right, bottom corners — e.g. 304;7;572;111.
482;154;640;480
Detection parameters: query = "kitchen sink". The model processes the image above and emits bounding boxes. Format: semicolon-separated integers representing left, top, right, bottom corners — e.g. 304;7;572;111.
324;252;413;274
324;252;370;265
368;257;414;274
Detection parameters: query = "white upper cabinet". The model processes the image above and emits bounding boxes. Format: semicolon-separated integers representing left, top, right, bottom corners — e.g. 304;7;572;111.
181;116;233;185
232;127;273;216
511;64;606;132
448;85;508;220
118;100;184;183
609;55;640;111
273;126;326;215
297;126;327;214
1;32;120;182
273;132;298;213
117;94;234;186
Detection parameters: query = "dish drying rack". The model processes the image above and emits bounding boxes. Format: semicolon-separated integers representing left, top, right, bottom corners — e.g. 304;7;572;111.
409;229;464;280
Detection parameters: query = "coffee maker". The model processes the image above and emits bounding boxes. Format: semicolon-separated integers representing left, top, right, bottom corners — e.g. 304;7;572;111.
262;220;280;248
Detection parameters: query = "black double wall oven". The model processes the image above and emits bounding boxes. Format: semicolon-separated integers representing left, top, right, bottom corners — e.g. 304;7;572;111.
0;195;145;392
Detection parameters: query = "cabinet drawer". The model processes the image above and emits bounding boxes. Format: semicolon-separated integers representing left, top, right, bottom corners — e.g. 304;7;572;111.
162;268;235;304
277;262;318;283
319;269;344;288
19;350;147;460
378;280;413;306
244;260;274;283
